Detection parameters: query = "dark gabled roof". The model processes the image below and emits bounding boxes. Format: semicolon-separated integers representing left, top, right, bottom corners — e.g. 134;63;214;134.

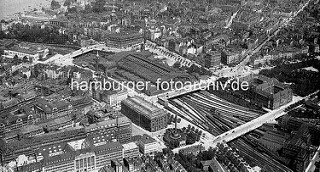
93;141;123;155
42;151;75;166
7;128;86;151
17;161;42;172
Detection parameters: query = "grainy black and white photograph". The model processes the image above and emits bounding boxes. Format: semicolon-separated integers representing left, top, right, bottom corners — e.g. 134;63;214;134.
0;0;320;171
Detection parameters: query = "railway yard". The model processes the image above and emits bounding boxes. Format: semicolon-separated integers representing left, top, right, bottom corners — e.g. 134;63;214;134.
166;90;295;172
166;91;264;134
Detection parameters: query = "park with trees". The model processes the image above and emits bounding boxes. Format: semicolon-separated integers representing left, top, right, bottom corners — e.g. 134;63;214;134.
174;142;251;172
0;23;71;45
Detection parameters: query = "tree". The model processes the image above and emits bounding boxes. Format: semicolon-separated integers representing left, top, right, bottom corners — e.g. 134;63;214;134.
257;63;263;68
63;0;73;6
51;0;61;10
196;134;201;141
48;49;53;55
22;56;28;63
13;55;19;65
84;4;93;13
38;54;43;61
67;7;77;13
92;0;106;13
22;74;28;79
195;128;199;134
173;62;180;69
187;64;201;74
186;132;197;145
163;148;173;157
29;57;33;64
0;31;5;39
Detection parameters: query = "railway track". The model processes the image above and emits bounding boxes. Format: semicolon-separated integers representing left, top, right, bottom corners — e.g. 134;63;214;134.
168;90;294;171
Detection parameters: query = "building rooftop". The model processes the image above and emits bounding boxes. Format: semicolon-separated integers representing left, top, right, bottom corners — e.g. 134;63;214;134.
140;134;156;145
6;45;40;55
122;96;167;120
245;74;289;96
0;39;17;47
16;161;42;172
93;141;123;154
105;31;143;41
123;142;138;151
4;127;86;151
35;96;92;114
116;52;194;84
131;135;142;142
259;130;287;145
84;114;131;133
4;126;126;167
0;112;29;125
179;145;204;155
288;123;310;146
210;158;227;172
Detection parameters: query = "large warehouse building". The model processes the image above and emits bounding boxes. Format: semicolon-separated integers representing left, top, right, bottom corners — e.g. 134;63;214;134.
121;96;168;132
240;74;293;109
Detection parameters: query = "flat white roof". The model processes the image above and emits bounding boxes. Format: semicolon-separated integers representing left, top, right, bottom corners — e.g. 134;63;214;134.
122;142;138;150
